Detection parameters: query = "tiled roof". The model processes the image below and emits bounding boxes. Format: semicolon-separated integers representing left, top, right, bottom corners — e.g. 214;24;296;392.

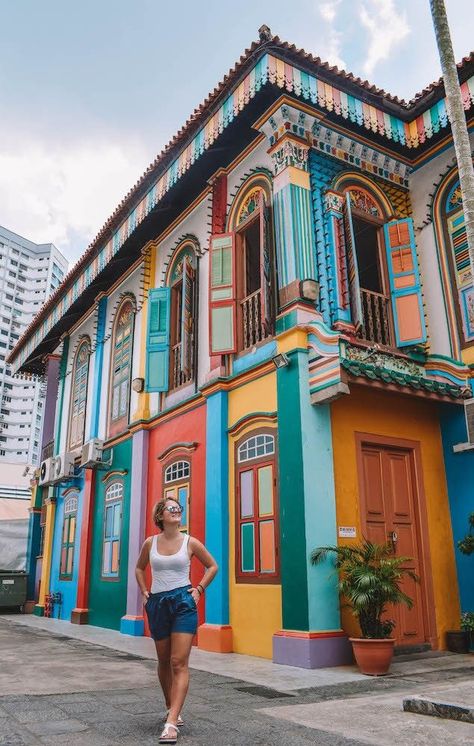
341;359;468;400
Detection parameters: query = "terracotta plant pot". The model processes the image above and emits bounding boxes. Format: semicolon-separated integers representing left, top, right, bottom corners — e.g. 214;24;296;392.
349;637;395;676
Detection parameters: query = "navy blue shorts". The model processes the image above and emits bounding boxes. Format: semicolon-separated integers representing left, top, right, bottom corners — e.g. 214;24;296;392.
145;584;198;641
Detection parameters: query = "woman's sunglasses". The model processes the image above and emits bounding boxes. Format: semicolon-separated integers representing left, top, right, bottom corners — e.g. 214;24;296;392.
165;505;183;514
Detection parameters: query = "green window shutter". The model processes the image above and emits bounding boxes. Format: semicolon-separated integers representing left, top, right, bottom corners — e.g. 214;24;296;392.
343;193;364;332
384;218;427;347
209;233;237;354
146;287;170;392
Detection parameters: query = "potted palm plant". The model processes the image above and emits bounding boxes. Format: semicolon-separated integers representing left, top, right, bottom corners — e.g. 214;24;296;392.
311;539;418;675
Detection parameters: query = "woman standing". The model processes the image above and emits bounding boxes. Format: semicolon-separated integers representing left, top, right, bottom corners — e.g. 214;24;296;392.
135;496;218;744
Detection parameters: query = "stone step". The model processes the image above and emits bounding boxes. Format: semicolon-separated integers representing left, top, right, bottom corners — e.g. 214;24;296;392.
403;695;474;724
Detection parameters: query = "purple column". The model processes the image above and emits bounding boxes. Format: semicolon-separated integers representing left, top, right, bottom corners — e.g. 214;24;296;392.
120;429;149;635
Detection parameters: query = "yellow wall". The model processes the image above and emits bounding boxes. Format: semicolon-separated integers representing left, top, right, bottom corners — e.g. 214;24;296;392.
228;371;282;658
331;385;460;647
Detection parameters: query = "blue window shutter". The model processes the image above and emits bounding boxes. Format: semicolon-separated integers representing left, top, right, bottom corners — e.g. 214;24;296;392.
384;218;426;347
145;287;170;392
343;194;364;332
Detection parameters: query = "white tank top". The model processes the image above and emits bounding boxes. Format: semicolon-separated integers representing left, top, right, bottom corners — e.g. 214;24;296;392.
149;533;191;593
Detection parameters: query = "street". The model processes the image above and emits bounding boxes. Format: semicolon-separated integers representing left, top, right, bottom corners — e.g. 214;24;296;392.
0;617;473;745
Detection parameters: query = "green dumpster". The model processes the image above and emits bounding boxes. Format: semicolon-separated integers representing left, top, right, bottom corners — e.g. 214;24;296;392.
0;571;27;611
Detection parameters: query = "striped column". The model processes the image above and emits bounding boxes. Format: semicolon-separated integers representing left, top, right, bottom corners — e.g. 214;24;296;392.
270;135;317;310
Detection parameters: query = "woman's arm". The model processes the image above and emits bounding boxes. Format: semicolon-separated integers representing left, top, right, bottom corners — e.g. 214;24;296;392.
135;537;152;604
188;537;218;601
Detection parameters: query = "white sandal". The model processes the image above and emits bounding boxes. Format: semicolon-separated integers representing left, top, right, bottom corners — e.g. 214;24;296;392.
159;722;179;744
163;712;184;727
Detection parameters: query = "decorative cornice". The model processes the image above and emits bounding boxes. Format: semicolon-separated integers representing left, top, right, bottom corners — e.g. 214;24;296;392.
158;442;198;461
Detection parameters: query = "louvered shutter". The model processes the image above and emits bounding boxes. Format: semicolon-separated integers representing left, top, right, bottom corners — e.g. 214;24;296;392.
260;202;274;337
180;257;194;377
145;288;170;392
209;233;237;355
384;218;426;347
343;193;364;331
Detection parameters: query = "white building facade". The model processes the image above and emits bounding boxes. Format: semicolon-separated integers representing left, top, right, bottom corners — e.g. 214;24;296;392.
0;226;68;467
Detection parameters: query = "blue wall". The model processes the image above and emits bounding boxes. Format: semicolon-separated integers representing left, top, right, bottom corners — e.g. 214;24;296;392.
440;404;474;612
49;476;85;621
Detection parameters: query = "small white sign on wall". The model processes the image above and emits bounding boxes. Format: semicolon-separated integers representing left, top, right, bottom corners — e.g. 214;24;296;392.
338;526;357;538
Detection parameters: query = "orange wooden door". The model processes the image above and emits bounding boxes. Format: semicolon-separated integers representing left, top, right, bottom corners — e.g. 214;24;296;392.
360;443;426;645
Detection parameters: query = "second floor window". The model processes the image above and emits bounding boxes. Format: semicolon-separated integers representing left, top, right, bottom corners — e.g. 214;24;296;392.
168;248;196;390
68;339;90;449
209;179;275;356
341;183;426;349
109;300;134;434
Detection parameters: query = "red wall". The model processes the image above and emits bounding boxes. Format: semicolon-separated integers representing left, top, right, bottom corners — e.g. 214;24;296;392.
144;401;207;636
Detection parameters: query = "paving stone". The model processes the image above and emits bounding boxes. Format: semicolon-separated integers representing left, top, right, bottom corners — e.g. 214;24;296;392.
24;718;89;736
14;707;70;724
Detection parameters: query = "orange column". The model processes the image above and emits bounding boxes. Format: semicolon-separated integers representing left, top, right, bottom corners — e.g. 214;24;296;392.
71;469;95;624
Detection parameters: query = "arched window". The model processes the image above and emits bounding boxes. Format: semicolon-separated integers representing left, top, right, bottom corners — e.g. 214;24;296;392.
162;459;191;532
167;245;197;390
341;183;393;346
443;180;474;345
102;481;123;578
68;339;90;449
208;175;275;356
60;493;78;580
235;430;279;582
109;299;134;435
233;183;275;351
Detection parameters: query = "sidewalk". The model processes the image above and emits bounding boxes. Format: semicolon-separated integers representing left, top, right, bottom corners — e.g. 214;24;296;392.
2;613;473;693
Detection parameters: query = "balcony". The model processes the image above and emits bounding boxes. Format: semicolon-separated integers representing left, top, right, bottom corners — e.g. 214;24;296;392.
360;288;392;347
240;289;265;351
170;342;193;391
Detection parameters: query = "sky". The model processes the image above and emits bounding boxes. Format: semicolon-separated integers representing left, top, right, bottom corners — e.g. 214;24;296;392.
0;0;472;267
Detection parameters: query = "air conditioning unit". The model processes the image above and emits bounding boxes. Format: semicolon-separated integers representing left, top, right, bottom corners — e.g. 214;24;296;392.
453;398;474;453
465;398;474;444
80;439;104;468
51;452;75;483
38;457;55;486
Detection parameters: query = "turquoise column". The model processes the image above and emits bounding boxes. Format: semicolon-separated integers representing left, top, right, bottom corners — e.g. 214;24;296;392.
273;345;352;668
198;389;233;652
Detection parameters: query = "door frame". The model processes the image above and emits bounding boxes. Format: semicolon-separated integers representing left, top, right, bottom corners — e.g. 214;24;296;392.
355;432;437;648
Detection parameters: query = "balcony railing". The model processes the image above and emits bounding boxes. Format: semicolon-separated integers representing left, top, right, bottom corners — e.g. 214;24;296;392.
240;289;265;350
360;288;392;346
170;342;193;391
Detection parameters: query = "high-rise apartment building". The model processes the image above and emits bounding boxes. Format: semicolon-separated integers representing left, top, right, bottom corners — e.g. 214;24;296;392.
0;226;68;467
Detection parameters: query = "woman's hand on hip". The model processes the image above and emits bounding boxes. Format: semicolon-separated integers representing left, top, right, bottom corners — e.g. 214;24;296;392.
188;588;201;605
142;590;150;606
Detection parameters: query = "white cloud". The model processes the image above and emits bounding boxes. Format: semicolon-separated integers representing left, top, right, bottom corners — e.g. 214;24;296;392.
317;0;347;69
319;2;338;22
0;135;151;263
359;0;410;76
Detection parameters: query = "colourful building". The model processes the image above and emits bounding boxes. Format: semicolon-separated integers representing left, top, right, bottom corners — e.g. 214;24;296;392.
11;29;474;667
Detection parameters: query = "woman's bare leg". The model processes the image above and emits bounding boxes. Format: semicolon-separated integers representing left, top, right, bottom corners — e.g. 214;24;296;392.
167;632;194;724
154;637;172;709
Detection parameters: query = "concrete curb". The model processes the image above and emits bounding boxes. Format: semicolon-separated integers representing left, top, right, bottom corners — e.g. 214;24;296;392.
403;695;474;724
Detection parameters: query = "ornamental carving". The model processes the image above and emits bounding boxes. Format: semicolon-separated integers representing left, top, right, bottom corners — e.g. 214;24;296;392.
347;188;381;217
324;190;344;213
271;138;309;176
237;188;262;225
448;185;463;210
343;343;422;377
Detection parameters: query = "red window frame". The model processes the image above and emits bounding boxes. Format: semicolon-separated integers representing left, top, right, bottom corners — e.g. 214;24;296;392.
234;429;280;584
